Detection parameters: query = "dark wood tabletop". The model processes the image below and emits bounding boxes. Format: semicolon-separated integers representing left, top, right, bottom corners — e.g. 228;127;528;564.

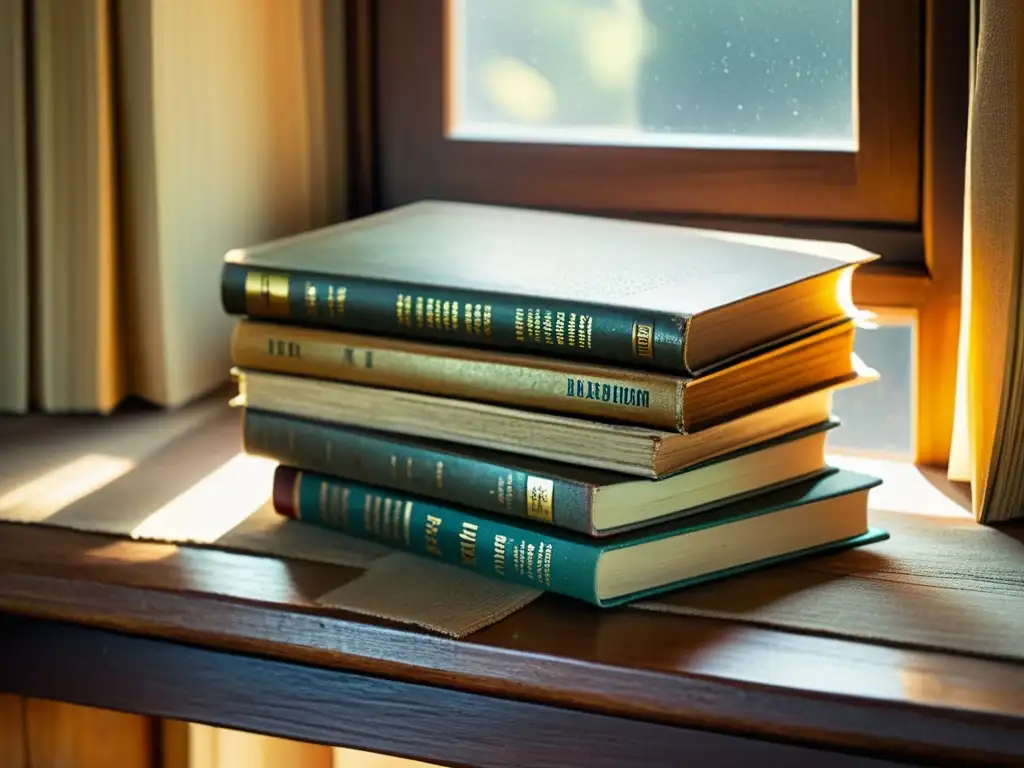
0;523;1022;767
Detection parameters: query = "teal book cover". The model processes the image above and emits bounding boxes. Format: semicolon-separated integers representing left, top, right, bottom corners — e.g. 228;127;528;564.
246;405;840;535
273;467;887;607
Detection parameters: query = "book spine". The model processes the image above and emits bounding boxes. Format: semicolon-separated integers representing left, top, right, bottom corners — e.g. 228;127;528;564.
244;409;596;533
233;321;683;430
274;466;602;603
221;263;688;373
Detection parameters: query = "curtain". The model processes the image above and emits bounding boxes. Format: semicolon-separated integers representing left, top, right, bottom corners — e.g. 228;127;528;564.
949;0;1024;523
1;0;347;414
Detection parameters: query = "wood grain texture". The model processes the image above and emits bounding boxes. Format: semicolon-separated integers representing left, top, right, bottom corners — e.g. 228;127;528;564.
0;618;911;768
23;699;152;768
0;525;1022;765
377;0;922;224
916;0;970;466
0;695;25;768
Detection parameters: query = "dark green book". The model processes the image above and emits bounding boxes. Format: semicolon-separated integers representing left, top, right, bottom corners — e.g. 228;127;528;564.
272;467;887;606
245;408;838;536
221;201;872;375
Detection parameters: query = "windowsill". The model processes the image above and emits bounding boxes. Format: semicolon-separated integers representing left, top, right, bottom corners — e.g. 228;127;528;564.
826;449;975;520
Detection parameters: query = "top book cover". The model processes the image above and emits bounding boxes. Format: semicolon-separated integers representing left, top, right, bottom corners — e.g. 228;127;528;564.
221;201;875;375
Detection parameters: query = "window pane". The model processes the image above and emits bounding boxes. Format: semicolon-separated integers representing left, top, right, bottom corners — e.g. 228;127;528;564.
827;321;914;459
452;0;856;150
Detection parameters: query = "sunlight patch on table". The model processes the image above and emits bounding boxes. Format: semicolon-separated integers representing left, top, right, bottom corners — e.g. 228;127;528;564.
85;539;180;563
130;453;275;543
0;454;135;522
826;453;971;518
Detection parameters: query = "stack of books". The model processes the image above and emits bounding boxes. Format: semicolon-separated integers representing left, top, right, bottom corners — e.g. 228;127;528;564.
221;202;886;607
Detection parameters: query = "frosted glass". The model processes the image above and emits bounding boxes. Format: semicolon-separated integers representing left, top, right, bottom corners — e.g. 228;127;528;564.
452;0;856;150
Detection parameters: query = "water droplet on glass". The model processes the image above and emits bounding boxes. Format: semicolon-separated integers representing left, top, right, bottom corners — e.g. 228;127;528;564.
725;41;733;48
749;51;755;58
737;104;744;110
793;110;800;116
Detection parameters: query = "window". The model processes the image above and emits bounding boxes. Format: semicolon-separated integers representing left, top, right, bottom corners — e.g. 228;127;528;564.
378;0;921;222
369;0;969;465
828;317;915;459
452;0;857;151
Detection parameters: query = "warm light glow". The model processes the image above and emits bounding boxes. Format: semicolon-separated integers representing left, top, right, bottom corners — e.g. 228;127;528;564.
482;56;557;123
580;0;649;90
826;453;972;518
86;540;179;563
130;453;276;542
0;454;136;521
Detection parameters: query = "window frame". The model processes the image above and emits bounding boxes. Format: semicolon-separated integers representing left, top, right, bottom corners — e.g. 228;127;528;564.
348;0;968;467
376;0;923;224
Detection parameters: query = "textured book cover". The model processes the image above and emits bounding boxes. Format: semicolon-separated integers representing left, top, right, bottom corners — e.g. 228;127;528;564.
231;317;856;432
222;201;874;375
244;407;838;535
272;467;887;606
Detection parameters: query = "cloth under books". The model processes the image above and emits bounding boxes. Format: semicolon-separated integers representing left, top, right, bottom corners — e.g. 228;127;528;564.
2;397;1024;656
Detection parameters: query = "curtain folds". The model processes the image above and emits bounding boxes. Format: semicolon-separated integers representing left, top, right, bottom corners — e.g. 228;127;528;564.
949;0;1024;523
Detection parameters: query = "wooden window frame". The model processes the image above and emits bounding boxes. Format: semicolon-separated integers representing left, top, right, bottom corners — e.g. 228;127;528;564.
376;0;922;223
350;0;968;467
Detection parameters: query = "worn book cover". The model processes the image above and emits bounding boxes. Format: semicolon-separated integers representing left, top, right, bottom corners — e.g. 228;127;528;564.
222;201;874;374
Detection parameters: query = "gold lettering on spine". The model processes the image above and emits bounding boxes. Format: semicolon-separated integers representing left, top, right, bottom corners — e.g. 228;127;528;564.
543;311;553;344
435;461;444;489
304;282;318;317
632;322;653;359
425;298;435;329
362;493;373;533
244;271;291;317
526;477;554;522
425;514;443;556
402;501;412;546
483;305;492;336
578;314;593;349
396;293;410;326
459;522;478;566
327;286;347;318
442;300;451;330
568;313;577;346
514;308;525;341
383;497;394;538
555;312;566;345
494;534;507;575
415;296;425;327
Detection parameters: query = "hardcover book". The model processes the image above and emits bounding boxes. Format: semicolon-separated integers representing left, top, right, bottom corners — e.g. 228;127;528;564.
244;408;837;535
234;368;873;477
232;317;856;432
221;201;875;375
272;467;887;606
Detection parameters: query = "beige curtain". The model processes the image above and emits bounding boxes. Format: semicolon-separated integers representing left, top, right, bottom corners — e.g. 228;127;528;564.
3;0;348;415
949;0;1024;523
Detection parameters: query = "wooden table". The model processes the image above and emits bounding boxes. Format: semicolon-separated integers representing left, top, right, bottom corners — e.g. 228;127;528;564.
1;523;1023;767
